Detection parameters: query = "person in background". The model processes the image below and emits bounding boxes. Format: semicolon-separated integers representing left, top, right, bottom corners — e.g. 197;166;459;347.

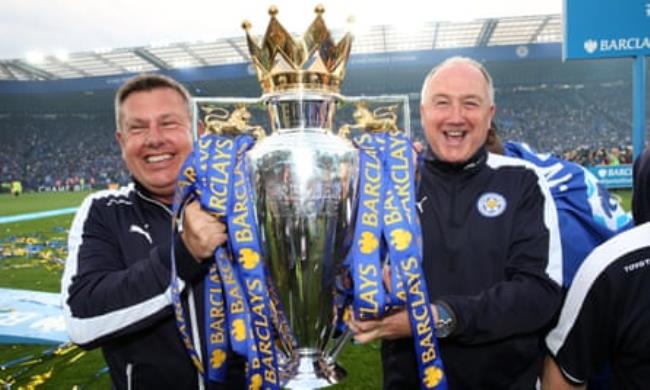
61;74;243;389
349;56;563;389
486;121;633;287
543;146;650;389
10;179;22;196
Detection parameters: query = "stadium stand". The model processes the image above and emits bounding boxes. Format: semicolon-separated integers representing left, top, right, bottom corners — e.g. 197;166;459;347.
0;113;127;191
1;78;644;192
1;19;649;192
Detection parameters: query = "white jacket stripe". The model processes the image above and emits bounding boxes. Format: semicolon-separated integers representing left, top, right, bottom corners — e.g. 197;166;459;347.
61;185;178;345
487;153;563;286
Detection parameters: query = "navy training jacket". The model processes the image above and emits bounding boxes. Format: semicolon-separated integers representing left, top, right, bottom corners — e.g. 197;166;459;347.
382;147;563;389
62;181;244;389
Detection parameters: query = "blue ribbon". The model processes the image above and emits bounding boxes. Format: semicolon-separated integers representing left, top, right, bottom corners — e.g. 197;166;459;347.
171;134;280;388
204;262;229;380
172;130;443;389
226;136;279;389
344;132;446;390
349;133;386;320
381;132;446;390
170;145;204;376
199;136;240;382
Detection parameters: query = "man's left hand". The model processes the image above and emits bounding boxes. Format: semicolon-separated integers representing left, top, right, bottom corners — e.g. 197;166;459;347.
348;304;441;343
181;200;228;262
348;310;411;343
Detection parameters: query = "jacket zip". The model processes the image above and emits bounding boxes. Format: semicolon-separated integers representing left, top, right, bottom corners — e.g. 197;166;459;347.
136;188;204;388
136;190;174;217
188;287;206;390
140;187;205;388
126;363;133;390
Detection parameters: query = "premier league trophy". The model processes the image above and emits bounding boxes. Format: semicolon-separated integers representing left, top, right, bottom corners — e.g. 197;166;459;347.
173;4;446;390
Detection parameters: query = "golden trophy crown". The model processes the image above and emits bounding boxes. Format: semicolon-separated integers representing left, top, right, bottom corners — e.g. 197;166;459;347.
242;5;353;94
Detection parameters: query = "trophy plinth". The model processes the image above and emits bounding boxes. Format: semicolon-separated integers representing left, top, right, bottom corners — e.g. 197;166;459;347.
281;348;347;389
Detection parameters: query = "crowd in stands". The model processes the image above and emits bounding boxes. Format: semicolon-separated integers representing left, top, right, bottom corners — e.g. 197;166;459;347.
0;114;129;192
493;82;640;166
562;145;634;167
410;82;644;166
0;82;646;192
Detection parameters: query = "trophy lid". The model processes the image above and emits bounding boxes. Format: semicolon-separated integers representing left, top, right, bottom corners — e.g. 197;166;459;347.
242;5;353;95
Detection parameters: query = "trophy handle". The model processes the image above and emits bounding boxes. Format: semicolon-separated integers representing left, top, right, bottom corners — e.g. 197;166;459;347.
201;102;266;139
337;100;402;138
323;328;353;365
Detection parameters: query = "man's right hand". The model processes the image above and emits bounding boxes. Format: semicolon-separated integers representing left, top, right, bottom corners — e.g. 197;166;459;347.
180;201;228;262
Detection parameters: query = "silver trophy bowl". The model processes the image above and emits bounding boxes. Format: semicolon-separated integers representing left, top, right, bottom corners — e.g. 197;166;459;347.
246;92;359;388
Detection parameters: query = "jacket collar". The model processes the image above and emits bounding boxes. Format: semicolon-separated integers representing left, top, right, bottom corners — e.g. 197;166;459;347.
422;146;487;175
132;179;174;211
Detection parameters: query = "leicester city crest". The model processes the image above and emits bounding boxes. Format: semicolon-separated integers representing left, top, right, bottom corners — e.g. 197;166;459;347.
477;192;507;218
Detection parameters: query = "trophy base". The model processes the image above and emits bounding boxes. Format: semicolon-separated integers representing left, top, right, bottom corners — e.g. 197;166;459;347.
281;349;347;389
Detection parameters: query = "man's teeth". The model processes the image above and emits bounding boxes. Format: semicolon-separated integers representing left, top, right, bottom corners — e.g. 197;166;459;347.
147;154;172;163
446;131;464;137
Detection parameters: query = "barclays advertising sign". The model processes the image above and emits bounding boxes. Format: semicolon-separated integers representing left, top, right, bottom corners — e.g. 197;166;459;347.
588;164;633;189
564;0;650;59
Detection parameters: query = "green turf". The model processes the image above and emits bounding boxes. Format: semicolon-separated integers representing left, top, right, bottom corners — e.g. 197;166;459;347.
610;188;632;212
0;191;91;216
0;191;111;389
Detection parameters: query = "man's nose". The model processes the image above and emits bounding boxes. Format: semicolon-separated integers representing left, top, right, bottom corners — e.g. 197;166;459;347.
144;123;165;145
448;103;464;123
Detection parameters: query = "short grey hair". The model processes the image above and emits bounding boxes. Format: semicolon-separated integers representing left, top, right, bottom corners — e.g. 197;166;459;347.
420;56;495;105
114;73;192;131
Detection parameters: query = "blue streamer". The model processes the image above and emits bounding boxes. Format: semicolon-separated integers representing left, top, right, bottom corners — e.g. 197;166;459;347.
226;135;279;389
349;133;386;320
382;132;447;390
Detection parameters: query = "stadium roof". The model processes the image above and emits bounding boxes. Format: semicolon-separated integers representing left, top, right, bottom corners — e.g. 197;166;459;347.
0;14;561;81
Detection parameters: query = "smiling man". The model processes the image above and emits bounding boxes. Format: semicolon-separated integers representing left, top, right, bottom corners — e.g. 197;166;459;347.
114;81;192;203
62;74;243;389
349;57;563;389
419;56;495;164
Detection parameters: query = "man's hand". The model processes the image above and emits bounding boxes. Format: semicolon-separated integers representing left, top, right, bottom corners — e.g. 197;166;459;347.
180;201;227;262
541;355;585;390
347;305;440;344
413;140;425;154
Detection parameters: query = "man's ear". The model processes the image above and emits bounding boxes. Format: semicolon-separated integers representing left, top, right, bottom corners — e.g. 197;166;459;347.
115;129;123;144
486;128;495;145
